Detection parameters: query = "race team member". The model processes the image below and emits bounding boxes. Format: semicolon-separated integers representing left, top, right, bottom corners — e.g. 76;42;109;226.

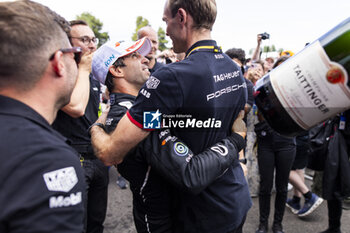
137;26;165;73
0;1;85;232
90;0;252;232
91;38;247;232
53;20;109;233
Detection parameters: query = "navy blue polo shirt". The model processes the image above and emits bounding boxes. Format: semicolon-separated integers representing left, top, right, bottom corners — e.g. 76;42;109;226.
0;95;85;232
129;40;247;153
128;40;251;232
149;60;165;74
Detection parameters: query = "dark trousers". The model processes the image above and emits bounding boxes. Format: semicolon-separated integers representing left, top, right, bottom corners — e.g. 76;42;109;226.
327;198;343;231
82;158;109;233
257;133;296;226
227;215;246;233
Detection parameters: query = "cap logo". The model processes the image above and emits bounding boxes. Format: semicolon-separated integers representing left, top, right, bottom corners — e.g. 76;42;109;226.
126;40;142;52
104;54;115;68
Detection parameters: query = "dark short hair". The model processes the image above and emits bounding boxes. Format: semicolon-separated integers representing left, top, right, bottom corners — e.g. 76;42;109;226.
68;20;89;44
0;0;71;91
225;48;246;64
69;19;88;27
105;57;126;93
167;0;217;30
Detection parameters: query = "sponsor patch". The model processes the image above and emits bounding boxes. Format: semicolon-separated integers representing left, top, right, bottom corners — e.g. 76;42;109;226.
43;167;78;192
118;101;133;109
49;192;82;208
158;129;170;139
105;118;113;126
146;76;160;89
140;88;151;98
211;145;228;156
174;142;189;156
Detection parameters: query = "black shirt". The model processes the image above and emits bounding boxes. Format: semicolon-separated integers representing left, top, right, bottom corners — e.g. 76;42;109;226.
0;95;85;233
53;75;100;154
128;40;251;232
105;93;173;233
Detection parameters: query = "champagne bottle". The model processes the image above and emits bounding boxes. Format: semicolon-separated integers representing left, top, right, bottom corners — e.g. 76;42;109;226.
255;17;350;136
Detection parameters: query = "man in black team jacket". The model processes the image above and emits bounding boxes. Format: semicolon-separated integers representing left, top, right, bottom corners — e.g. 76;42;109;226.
53;20;109;233
0;1;85;232
91;38;248;232
91;1;251;232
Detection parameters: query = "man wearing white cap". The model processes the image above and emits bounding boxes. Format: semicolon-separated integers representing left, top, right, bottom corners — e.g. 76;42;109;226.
91;38;247;232
93;37;174;233
90;0;251;232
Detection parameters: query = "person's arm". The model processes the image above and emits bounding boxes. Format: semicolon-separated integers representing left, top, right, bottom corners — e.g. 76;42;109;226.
142;111;247;195
91;66;182;166
90;110;149;166
251;34;262;62
143;131;245;195
61;52;93;117
238;149;248;177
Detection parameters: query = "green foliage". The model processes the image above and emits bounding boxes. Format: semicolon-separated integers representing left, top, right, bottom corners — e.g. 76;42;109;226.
263;46;271;53
248;45;278;55
158;27;168;51
131;16;150;41
271;45;276;52
76;12;109;47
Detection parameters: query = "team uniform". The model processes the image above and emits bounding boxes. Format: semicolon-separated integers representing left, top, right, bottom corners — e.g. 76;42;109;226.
149;60;165;74
105;92;246;233
105;92;173;233
128;40;252;232
53;75;109;233
0;95;85;233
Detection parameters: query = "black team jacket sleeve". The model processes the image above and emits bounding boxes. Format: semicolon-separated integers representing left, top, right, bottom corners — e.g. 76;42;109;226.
105;93;245;195
141;130;245;194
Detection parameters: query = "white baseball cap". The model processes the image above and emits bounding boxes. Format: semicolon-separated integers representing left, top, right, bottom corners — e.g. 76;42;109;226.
92;37;151;84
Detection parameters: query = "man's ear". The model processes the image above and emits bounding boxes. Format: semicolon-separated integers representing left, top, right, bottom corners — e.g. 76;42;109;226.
108;65;124;78
50;51;65;77
177;8;187;25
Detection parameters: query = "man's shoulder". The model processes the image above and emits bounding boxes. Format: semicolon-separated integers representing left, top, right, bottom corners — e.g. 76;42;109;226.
106;93;135;131
0;114;75;157
109;93;135;116
151;61;191;82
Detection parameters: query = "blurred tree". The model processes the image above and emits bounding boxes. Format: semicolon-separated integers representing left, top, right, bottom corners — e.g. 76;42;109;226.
263;46;270;53
158;27;168;51
249;45;279;55
76;12;109;47
271;45;276;52
132;16;149;41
